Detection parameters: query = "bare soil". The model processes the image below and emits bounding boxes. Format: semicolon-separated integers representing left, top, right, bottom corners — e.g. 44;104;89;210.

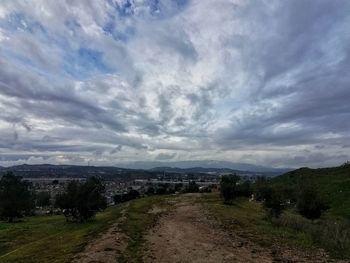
70;196;337;263
72;206;128;263
143;199;329;263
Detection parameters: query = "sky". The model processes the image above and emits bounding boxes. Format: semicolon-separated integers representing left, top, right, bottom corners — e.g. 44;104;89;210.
0;0;349;168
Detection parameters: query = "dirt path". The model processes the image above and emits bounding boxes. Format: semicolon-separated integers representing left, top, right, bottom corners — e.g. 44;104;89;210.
143;198;329;263
72;205;129;263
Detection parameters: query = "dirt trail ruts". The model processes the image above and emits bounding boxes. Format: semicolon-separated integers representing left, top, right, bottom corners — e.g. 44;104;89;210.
143;199;329;263
72;204;129;263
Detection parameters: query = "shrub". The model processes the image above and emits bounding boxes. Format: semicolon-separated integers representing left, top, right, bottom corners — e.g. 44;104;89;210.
273;213;350;259
113;189;140;204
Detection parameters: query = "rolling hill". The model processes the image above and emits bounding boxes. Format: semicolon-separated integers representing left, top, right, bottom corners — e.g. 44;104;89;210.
273;163;350;218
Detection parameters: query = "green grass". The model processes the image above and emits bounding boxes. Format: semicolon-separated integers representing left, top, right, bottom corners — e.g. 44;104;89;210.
0;195;172;263
200;193;313;246
0;205;124;263
118;195;170;263
273;165;350;218
200;192;350;259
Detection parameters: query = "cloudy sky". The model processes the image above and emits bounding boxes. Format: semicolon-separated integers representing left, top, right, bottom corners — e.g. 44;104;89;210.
0;0;349;168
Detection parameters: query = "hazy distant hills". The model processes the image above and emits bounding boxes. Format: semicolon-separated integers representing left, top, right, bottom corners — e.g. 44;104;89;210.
117;160;291;174
0;161;291;178
0;164;129;179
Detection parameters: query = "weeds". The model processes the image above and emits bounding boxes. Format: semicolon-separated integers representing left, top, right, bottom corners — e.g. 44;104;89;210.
272;213;350;258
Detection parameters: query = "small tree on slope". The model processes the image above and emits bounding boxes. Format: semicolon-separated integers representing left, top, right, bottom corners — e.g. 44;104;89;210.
0;172;35;222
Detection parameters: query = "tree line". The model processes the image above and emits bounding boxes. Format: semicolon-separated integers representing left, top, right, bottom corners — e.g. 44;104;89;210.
0;172;107;223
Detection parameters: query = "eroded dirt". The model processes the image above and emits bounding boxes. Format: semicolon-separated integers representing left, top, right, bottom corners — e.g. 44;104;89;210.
143;197;329;263
72;205;129;263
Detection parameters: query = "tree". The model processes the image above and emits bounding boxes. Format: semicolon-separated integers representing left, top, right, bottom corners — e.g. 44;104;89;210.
262;186;286;219
55;177;107;222
0;172;35;222
296;182;328;220
254;177;270;201
220;174;240;203
36;192;51;207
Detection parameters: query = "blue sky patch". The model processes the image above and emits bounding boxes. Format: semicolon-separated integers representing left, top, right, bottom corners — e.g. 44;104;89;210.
63;48;114;78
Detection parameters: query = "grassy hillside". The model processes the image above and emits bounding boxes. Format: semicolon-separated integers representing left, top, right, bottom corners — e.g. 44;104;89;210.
200;192;350;260
0;196;167;263
0;205;124;263
272;164;350;218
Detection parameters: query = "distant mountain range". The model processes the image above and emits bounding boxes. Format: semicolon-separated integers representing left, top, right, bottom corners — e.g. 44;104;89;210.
0;164;128;179
0;161;292;179
117;160;291;174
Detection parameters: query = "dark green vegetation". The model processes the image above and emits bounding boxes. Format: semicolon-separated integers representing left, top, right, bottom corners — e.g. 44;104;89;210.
272;163;350;218
113;189;140;204
0;172;35;222
220;174;240;203
55;177;107;222
35;192;51;208
0;204;123;263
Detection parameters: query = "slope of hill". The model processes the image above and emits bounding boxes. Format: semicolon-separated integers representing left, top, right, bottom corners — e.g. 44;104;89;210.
273;163;350;218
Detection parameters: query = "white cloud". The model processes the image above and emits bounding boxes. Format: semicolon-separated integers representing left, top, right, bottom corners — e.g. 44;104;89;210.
0;0;349;168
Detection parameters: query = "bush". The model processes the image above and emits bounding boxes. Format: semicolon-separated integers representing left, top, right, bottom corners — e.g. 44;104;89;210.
272;213;350;259
113;189;140;204
55;177;107;222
